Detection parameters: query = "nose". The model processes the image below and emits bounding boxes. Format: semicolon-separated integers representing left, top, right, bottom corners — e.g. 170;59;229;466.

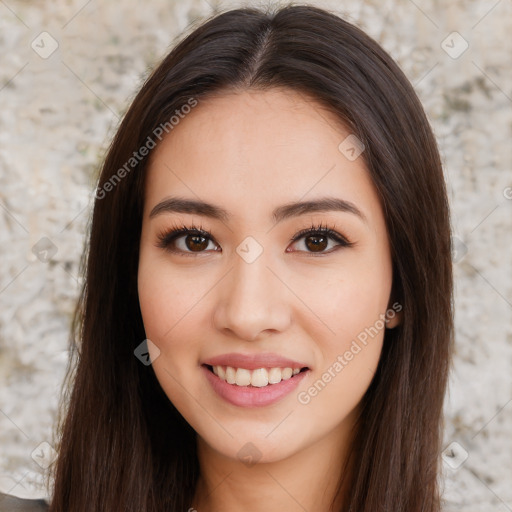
212;249;291;342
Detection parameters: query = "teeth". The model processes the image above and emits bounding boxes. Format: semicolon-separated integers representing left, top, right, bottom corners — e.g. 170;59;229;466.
225;366;236;384
235;368;251;386
251;368;268;387
268;367;282;384
281;367;293;380
212;365;303;387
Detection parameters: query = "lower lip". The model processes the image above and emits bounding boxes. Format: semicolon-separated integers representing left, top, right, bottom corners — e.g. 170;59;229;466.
201;365;309;407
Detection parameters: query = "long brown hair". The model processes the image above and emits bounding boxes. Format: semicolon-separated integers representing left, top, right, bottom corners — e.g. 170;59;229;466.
48;5;453;511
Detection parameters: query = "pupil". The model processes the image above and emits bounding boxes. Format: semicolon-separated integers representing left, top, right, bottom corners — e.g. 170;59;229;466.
187;235;208;251
306;235;327;252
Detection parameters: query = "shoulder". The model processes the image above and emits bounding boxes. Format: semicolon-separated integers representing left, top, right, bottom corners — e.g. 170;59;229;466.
0;492;49;511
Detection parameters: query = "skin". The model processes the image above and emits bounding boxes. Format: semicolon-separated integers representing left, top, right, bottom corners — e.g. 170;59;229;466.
137;88;402;512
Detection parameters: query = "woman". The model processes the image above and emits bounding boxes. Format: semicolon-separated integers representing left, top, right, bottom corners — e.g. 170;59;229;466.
41;4;453;511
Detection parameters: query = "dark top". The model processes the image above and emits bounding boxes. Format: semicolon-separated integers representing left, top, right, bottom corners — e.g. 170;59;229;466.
0;492;49;511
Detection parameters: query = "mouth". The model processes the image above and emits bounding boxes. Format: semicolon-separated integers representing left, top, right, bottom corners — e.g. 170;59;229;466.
203;364;309;388
201;363;311;407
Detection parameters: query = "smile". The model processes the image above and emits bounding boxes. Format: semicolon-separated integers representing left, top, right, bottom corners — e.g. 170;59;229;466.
202;364;310;407
207;365;307;387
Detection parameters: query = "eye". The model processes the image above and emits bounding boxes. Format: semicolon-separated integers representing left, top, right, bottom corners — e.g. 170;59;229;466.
156;223;220;255
155;221;353;255
287;222;353;255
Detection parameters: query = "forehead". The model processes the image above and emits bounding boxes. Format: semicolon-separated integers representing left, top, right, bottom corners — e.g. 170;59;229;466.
144;88;381;225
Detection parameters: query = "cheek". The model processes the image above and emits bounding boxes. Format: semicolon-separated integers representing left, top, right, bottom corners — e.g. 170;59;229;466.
295;272;390;422
137;257;206;411
292;253;392;410
138;254;208;344
333;278;391;340
292;255;392;341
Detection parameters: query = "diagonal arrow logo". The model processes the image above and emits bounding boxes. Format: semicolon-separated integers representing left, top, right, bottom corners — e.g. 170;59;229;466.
134;339;161;365
236;236;263;263
338;134;365;161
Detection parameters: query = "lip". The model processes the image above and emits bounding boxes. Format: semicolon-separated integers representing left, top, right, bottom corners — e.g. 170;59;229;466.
202;352;310;371
202;364;310;407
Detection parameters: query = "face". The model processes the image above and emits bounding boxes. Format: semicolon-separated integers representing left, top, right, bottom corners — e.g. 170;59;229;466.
138;88;400;464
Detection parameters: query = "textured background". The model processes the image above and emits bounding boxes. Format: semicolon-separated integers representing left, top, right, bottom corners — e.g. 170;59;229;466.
0;0;511;510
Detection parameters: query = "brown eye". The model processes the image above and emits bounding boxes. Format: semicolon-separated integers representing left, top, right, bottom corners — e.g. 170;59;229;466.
304;234;329;252
156;226;219;254
185;234;210;252
288;225;353;254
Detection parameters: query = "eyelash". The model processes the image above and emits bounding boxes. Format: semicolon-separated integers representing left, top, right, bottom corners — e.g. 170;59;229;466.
155;221;353;256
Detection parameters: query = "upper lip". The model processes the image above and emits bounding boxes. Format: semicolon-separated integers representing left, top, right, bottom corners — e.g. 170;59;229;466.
202;352;310;370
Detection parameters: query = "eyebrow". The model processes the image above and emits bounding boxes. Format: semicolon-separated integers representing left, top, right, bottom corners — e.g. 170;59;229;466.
149;196;367;224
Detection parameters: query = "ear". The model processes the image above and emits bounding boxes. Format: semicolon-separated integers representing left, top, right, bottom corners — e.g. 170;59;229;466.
385;300;403;329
